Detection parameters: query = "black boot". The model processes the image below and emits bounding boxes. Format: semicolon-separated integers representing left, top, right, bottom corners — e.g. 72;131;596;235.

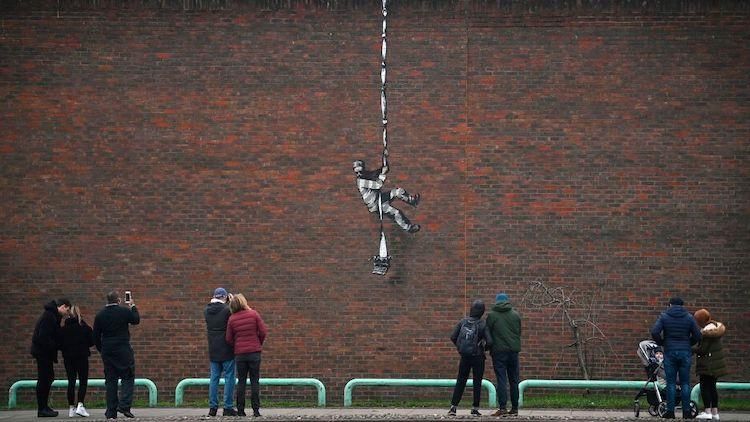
117;408;135;418
37;408;59;417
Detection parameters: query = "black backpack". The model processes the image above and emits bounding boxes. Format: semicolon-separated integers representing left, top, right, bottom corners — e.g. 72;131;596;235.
456;318;481;356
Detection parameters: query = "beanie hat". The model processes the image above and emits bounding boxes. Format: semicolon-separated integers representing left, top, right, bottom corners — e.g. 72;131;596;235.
213;287;228;298
694;309;710;327
669;297;684;306
495;293;509;303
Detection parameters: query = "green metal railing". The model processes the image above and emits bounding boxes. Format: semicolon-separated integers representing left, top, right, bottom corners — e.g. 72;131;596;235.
518;379;646;408
174;378;326;407
8;378;158;409
343;378;496;407
690;382;750;406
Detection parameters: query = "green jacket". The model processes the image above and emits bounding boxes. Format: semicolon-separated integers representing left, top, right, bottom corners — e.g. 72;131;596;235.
692;320;728;378
486;301;522;353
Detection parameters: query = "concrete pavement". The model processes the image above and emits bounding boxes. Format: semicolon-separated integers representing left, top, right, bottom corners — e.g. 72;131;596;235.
1;408;749;422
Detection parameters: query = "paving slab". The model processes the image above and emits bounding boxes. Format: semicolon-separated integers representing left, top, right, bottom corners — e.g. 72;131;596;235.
0;408;748;422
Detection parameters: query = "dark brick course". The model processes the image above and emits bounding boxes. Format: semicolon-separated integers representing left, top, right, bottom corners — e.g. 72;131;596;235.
1;0;748;406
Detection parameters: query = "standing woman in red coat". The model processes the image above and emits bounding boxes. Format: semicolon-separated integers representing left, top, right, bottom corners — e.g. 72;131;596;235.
226;293;267;417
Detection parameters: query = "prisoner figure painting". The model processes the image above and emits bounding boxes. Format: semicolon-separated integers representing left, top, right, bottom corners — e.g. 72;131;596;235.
353;153;421;234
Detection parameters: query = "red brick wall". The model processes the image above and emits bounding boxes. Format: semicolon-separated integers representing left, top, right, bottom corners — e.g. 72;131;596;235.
2;0;748;405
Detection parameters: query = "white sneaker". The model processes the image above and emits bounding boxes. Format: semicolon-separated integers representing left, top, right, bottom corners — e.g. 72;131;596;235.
696;411;713;420
713;414;720;420
69;406;76;417
75;403;90;417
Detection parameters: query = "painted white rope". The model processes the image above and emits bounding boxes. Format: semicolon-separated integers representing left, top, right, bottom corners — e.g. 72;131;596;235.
378;0;389;259
381;0;388;164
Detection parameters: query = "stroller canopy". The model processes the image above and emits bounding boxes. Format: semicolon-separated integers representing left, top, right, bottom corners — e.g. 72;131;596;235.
637;339;663;366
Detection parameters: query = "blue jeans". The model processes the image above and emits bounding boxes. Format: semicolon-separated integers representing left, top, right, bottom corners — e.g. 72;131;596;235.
663;350;691;415
209;359;236;409
492;351;520;410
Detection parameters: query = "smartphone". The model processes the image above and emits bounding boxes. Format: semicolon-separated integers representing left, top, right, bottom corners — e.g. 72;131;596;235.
124;291;132;303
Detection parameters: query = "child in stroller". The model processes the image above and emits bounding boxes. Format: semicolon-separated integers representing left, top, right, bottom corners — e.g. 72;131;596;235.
633;340;698;418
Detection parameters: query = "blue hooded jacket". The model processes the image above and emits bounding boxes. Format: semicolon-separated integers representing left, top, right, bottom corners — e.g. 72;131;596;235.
650;305;702;353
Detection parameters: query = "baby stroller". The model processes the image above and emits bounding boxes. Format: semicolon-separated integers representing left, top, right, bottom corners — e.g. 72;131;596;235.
633;340;698;418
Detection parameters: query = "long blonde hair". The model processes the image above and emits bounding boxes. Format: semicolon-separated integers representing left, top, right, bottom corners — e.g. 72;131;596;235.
229;293;250;314
69;305;82;324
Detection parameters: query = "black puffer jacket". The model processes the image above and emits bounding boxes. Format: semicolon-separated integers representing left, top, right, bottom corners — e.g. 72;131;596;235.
205;301;233;362
61;317;94;360
30;301;63;362
450;300;493;357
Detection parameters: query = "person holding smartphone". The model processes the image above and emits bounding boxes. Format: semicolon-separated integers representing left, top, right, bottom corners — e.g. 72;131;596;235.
204;288;237;417
93;291;140;419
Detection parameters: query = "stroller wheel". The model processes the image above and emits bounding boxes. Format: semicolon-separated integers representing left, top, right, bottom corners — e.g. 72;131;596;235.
634;401;641;417
657;401;668;417
648;405;659;417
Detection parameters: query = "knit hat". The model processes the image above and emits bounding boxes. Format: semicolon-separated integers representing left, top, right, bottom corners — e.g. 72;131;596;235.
669;297;684;306
694;309;710;327
213;287;228;299
495;293;509;303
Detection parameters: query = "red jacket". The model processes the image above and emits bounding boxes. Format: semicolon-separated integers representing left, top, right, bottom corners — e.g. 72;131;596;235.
226;309;267;355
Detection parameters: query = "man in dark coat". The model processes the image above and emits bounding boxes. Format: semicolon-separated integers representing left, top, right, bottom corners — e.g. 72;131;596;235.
486;293;522;417
651;296;702;419
93;291;140;419
31;298;71;417
204;287;237;417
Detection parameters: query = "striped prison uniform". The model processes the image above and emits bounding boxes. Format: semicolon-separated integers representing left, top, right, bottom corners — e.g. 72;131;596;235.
355;167;417;232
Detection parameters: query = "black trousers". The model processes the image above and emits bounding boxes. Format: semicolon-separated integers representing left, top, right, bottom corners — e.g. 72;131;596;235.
103;358;135;418
64;356;89;405
699;375;719;408
451;354;485;408
236;353;261;412
35;357;55;411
